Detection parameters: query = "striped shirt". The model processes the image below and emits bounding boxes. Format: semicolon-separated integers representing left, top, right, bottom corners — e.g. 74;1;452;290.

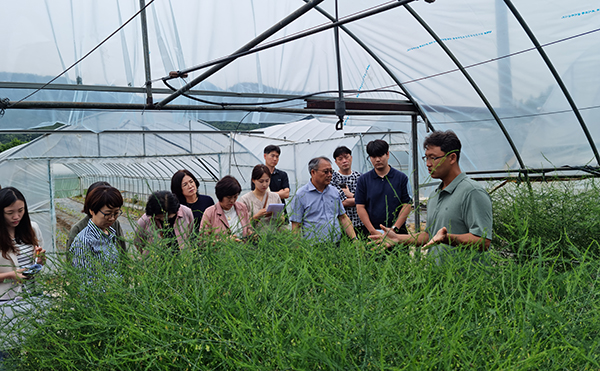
14;221;43;267
331;170;363;228
70;219;120;276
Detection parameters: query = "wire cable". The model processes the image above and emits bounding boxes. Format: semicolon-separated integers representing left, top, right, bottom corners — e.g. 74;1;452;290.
9;0;156;107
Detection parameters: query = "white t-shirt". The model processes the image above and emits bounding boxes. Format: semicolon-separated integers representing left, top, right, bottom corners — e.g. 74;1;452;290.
223;206;242;237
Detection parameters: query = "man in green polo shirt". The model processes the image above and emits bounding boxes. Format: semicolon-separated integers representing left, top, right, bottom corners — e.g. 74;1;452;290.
370;130;492;263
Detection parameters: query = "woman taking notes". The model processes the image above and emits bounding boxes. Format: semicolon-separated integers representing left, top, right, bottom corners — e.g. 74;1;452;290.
239;164;283;231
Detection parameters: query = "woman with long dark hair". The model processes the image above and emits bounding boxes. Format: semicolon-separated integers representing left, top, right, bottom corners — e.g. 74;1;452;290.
0;187;45;301
171;170;214;230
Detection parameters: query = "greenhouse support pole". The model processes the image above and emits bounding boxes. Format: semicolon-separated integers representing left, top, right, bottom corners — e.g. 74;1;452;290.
504;0;600;166
411;115;420;232
188;120;193;153
48;160;56;255
156;0;325;108
293;142;298;191
228;132;233;175
139;0;153;105
333;0;346;130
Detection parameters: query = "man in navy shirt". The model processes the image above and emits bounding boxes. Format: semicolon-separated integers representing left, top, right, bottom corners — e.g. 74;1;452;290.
355;139;412;238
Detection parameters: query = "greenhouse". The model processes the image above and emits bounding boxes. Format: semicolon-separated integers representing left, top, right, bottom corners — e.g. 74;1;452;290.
2;0;598;254
1;1;600;367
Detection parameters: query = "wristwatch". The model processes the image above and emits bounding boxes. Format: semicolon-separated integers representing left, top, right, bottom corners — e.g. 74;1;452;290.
393;226;402;234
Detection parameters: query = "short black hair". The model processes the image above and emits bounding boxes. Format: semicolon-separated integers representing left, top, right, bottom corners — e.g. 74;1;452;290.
423;130;462;162
366;139;389;157
264;145;281;155
84;185;123;217
82;181;111;213
333;146;352;159
145;191;180;216
215;175;242;201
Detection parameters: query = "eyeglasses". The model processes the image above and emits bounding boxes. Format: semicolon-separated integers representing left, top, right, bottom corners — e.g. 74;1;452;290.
318;169;334;174
98;209;123;219
421;155;446;162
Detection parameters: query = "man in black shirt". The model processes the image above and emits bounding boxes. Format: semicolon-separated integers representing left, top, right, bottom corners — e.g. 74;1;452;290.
252;145;290;200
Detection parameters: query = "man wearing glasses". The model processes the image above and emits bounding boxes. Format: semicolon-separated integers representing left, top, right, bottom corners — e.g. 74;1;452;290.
290;157;357;243
370;130;492;263
355;139;412;239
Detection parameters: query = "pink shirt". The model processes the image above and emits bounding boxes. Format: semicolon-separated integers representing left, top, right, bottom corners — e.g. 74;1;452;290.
200;202;252;237
135;205;194;250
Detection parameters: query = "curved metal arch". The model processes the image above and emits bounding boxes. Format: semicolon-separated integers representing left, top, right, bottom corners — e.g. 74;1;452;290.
305;1;435;132
503;0;600;166
404;4;526;170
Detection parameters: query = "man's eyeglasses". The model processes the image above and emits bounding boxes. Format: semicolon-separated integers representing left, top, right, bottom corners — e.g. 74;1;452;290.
318;169;334;174
421;155;446;162
98;210;123;219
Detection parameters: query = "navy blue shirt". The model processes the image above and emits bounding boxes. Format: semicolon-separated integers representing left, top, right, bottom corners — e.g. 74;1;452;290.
355;166;412;229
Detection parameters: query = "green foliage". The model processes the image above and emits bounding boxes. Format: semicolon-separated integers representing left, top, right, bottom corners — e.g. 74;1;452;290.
4;231;600;370
492;178;600;261
0;138;26;153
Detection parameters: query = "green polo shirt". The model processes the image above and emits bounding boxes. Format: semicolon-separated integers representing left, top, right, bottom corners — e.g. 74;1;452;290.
426;172;493;241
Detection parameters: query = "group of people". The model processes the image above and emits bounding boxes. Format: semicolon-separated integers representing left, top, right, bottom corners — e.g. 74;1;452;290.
1;130;493;289
0;129;492;361
63;145;291;270
291;130;492;264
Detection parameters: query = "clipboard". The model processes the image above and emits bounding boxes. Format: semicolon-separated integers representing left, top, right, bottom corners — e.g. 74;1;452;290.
266;203;285;217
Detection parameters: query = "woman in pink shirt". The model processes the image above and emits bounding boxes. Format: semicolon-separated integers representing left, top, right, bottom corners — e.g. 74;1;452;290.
135;191;194;254
200;176;252;240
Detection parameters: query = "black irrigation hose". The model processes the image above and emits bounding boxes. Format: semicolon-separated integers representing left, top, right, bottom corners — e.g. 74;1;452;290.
565;165;600;177
161;78;408;107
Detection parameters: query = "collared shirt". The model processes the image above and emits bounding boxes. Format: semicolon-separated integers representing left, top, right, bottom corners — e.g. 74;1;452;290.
426;172;493;240
269;168;290;193
355;166;412;228
331;170;363;228
70;219;120;274
290;181;346;242
68;216;126;252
